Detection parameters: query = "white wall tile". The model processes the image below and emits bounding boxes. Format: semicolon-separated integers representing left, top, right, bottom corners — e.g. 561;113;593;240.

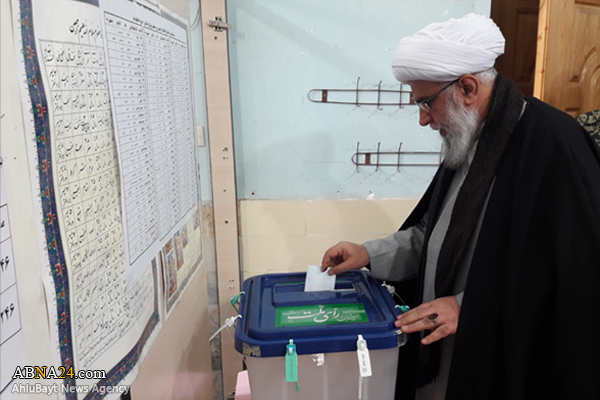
239;199;419;279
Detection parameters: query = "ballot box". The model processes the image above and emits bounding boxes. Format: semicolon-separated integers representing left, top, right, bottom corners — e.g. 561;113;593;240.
234;270;404;400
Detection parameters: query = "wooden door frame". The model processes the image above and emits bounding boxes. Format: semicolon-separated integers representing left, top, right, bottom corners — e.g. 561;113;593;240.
534;0;550;100
200;0;241;398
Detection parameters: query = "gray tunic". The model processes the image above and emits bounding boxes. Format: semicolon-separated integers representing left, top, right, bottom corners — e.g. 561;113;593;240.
363;159;491;400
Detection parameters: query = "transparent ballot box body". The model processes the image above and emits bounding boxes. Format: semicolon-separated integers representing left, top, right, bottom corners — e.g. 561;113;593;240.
234;270;404;400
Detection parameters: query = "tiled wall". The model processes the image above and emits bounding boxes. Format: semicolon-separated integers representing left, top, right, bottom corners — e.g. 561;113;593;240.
239;199;419;279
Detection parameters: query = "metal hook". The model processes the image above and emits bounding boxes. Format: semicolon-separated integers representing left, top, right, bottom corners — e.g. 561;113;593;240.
351;142;441;171
399;83;404;109
307;79;414;107
397;143;403;172
376;142;381;172
355;77;361;107
355;142;360;172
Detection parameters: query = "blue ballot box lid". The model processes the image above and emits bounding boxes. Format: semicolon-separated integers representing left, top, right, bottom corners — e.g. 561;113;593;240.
234;270;403;357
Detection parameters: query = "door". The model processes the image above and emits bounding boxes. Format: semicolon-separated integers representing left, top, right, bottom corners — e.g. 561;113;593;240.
491;0;540;97
534;0;600;116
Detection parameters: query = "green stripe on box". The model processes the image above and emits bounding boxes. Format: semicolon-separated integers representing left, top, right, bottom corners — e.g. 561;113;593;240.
276;303;369;327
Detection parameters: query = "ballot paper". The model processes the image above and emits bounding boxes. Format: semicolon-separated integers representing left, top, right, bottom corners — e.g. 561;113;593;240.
304;265;336;292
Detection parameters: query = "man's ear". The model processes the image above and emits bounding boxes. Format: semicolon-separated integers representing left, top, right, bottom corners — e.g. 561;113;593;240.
456;75;479;106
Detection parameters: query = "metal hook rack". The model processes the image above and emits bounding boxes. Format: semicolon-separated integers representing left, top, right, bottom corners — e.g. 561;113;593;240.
308;77;416;108
351;142;442;172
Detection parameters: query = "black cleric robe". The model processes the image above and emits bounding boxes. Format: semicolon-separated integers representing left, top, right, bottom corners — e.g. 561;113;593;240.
395;96;600;400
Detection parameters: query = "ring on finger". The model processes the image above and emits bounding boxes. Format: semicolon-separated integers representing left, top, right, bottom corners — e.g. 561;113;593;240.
427;313;439;329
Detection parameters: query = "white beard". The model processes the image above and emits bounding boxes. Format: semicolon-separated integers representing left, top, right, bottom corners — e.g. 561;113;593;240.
431;91;482;169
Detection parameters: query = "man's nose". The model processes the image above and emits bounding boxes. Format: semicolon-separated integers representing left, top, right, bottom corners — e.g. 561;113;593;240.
419;109;432;126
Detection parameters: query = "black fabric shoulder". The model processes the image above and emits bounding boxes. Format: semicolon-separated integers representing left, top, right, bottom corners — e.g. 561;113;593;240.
446;96;600;400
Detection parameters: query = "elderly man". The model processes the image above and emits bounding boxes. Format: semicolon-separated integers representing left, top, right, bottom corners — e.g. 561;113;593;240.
321;14;600;400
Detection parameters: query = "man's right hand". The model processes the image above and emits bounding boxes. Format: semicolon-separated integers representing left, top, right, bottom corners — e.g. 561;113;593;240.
321;241;370;275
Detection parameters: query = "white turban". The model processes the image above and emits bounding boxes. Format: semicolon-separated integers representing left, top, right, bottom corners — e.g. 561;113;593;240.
391;13;505;83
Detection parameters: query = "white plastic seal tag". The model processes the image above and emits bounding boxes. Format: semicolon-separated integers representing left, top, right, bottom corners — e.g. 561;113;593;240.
208;315;242;342
357;334;372;399
356;335;372;377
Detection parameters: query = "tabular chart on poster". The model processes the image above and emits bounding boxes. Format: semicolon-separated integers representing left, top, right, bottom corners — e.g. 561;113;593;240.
34;11;159;371
101;0;198;284
13;0;164;398
0;164;26;394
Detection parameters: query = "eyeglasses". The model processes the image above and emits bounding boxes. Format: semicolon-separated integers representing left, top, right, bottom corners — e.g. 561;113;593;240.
415;78;460;111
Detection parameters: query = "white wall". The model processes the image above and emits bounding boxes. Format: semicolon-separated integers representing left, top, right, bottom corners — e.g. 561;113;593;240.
239;198;419;279
228;0;491;200
227;1;491;280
